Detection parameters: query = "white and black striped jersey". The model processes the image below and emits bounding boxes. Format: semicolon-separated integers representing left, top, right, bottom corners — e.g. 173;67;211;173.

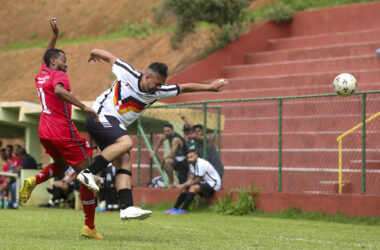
92;59;180;127
190;157;222;190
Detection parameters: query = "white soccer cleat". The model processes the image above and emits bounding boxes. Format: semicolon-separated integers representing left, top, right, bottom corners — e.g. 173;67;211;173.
77;169;99;192
120;206;152;221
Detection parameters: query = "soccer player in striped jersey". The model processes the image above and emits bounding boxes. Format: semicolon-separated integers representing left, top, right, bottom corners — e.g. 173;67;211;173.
19;18;103;239
78;48;228;221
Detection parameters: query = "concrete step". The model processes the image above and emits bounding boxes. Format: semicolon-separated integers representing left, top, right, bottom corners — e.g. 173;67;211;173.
267;28;380;50
222;54;380;78
223;115;367;133
246;41;380;64
183;82;380;100
220;132;380;148
221;70;380;90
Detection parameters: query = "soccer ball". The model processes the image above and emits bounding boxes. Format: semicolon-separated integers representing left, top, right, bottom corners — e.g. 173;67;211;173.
333;73;357;97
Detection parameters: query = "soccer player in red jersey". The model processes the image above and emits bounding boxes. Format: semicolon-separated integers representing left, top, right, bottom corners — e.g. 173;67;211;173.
19;18;103;239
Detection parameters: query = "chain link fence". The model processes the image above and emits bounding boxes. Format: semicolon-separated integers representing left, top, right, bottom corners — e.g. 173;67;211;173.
133;91;380;195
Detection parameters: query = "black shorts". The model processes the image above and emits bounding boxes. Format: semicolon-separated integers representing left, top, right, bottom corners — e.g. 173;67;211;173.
173;159;189;184
86;115;129;150
198;181;215;198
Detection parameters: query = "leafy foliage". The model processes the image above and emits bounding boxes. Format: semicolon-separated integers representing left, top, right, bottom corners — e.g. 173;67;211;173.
212;183;259;215
163;0;253;49
263;2;294;23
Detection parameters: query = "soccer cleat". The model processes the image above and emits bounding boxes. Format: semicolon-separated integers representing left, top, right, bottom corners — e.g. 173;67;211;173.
120;206;152;221
19;177;36;203
164;208;178;214
77;169;99;192
172;209;186;214
81;225;104;240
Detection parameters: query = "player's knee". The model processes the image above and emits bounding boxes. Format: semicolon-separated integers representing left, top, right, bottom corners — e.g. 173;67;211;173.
189;185;199;193
117;136;133;153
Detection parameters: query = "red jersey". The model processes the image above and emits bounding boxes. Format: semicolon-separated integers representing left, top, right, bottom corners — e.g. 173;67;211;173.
35;63;81;141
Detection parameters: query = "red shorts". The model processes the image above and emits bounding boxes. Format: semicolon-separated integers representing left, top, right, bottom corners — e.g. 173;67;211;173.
40;137;92;166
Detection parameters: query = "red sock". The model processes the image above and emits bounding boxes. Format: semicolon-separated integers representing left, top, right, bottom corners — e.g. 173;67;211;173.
35;163;63;185
80;184;96;229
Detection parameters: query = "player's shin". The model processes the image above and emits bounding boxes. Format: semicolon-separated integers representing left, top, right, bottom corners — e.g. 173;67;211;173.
80;183;96;229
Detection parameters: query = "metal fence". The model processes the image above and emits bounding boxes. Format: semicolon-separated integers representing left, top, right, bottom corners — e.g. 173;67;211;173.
134;91;380;195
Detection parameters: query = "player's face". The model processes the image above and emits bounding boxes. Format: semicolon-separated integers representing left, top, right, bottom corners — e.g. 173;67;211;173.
194;127;203;136
163;127;174;138
144;74;166;94
186;151;198;165
54;52;68;73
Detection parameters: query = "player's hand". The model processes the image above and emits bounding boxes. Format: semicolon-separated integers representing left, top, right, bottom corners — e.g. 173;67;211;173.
149;151;155;158
83;106;99;122
88;54;102;63
49;18;59;35
209;78;228;92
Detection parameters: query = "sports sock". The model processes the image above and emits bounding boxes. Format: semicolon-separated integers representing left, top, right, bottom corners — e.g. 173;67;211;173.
118;188;133;210
181;192;195;210
174;193;187;209
35;163;63;185
88;155;109;175
80;184;96;229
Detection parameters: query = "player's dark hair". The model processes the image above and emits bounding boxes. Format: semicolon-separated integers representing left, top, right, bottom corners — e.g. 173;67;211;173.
147;62;168;78
163;123;173;129
193;124;203;130
43;48;65;67
187;149;198;155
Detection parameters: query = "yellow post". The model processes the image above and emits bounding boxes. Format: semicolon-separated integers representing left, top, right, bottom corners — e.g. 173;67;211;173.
338;138;343;194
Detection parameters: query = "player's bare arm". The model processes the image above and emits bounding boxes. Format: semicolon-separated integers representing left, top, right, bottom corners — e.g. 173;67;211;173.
149;134;165;158
176;174;195;192
178;78;228;94
46;18;59;51
88;49;118;65
54;84;99;122
165;138;181;160
178;111;194;128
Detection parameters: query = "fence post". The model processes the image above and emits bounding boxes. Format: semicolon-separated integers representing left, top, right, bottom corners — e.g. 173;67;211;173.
137;117;141;187
361;93;366;194
278;98;283;192
150;132;153;181
203;102;207;159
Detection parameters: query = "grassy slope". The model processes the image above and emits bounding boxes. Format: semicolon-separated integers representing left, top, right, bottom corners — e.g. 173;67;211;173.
1;207;379;249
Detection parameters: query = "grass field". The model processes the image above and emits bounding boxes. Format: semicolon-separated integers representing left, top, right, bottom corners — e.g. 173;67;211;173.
1;206;379;249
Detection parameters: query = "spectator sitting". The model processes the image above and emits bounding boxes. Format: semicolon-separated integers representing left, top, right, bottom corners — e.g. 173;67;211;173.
0;149;9;195
17;147;38;170
150;123;189;186
4;145;21;207
39;167;79;208
178;112;224;179
165;150;221;214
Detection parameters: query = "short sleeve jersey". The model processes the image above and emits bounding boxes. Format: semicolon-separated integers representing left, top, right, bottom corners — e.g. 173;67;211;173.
189;157;222;190
92;59;180;127
35;62;81;141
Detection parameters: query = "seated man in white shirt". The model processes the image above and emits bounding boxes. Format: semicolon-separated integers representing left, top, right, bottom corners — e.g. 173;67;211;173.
165;150;222;214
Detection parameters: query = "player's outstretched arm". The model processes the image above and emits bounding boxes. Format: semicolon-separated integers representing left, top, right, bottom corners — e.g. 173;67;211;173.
54;84;99;122
88;49;118;65
178;78;228;94
46;18;59;50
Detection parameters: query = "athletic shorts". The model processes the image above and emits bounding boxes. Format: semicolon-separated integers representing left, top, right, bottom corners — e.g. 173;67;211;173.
173;159;189;184
40;137;92;166
198;181;216;198
86;115;129;150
